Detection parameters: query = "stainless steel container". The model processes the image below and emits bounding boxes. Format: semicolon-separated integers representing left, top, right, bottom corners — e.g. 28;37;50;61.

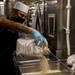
4;0;16;17
14;52;73;75
18;59;73;75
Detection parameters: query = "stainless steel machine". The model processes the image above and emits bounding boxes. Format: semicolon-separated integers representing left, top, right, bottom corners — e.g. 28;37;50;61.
33;0;75;59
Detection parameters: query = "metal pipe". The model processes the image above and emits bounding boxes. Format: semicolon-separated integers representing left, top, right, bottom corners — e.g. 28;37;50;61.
65;0;71;56
44;0;45;33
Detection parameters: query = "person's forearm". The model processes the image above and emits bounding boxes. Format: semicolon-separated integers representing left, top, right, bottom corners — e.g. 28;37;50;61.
0;18;34;34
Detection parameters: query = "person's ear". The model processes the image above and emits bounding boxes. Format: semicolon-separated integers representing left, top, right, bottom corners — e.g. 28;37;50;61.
12;9;18;18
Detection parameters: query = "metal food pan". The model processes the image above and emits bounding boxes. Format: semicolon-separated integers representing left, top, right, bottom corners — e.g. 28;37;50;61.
18;59;73;75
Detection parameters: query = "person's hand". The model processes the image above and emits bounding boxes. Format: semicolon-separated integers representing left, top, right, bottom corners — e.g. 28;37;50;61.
32;29;47;46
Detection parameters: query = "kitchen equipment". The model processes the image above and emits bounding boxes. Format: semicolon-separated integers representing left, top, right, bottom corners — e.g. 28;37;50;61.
15;53;73;75
18;59;72;75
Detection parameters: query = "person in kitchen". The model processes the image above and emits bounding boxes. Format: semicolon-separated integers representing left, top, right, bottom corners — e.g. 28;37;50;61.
0;1;47;75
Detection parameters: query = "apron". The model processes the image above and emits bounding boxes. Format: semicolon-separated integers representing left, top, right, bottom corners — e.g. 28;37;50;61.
0;27;19;75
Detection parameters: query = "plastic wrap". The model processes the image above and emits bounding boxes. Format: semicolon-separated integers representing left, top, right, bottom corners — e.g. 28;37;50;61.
67;54;75;71
67;54;75;65
16;38;49;57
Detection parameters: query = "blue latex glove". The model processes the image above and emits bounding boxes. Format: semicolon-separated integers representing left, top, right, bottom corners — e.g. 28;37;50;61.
32;29;47;46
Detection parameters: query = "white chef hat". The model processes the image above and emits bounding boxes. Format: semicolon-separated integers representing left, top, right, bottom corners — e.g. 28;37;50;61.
13;2;29;14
